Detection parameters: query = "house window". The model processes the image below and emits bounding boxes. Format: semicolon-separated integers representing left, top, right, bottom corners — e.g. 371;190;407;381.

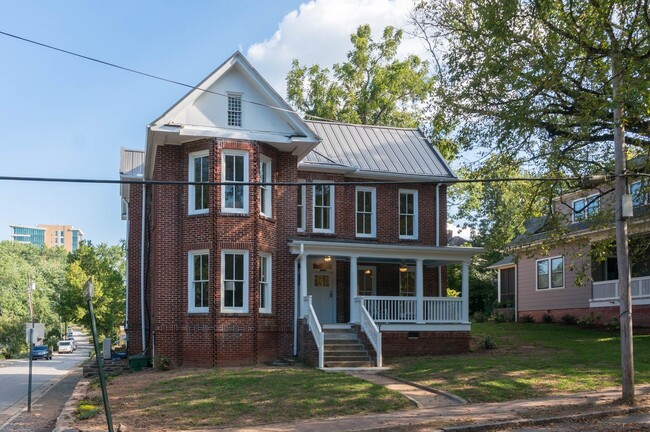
313;184;335;233
573;194;599;222
631;181;649;207
536;256;564;290
227;94;242;127
222;150;249;214
297;183;306;231
221;250;248;313
259;253;272;313
399;267;415;296
189;151;209;215
399;189;418;239
356;187;376;237
357;267;376;296
188;250;209;313
260;156;272;217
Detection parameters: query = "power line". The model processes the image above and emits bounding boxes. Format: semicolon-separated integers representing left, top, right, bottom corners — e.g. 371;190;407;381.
0;175;582;186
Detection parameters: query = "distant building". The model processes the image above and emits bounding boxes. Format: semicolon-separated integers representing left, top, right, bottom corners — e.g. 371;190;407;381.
9;224;84;252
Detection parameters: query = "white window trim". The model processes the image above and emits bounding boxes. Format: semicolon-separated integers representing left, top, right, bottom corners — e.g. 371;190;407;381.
297;180;306;232
572;194;599;222
221;149;249;214
221;249;249;313
227;92;243;128
188;249;209;313
355;187;377;238
399;189;419;240
259;253;272;314
313;183;335;234
189;150;209;215
535;255;564;291
260;156;272;218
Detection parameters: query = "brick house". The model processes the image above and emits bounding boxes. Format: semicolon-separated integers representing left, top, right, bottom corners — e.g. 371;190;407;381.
489;169;650;327
119;52;481;368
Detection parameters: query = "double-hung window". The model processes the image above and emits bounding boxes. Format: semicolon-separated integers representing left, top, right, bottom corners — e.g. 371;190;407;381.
356;187;376;237
227;93;242;127
631;181;649;207
260;156;272;217
189;150;209;215
399;189;418;239
188;250;209;313
222;150;249;214
536;256;564;290
572;194;599;222
221;250;248;313
297;182;306;232
399;268;415;296
259;253;272;314
313;184;335;233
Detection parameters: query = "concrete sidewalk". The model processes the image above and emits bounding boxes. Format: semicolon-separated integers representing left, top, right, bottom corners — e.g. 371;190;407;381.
210;385;650;432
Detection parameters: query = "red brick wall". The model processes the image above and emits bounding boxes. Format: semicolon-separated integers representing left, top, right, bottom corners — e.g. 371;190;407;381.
382;331;470;357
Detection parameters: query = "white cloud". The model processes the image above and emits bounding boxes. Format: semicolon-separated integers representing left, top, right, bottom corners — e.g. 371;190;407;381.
246;0;427;98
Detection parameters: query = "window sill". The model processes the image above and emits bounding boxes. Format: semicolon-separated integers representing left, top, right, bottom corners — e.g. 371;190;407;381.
187;212;210;218
260;214;275;223
219;311;250;316
220;211;250;217
187;311;210;316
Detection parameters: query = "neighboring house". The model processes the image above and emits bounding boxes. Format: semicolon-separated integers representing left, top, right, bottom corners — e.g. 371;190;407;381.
489;172;650;327
9;224;84;252
119;52;482;368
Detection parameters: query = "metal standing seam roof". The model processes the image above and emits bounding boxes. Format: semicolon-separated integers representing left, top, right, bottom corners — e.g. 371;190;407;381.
120;148;145;178
302;120;456;180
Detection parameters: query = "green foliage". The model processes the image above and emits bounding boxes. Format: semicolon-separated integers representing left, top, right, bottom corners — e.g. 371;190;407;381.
154;354;171;371
478;335;497;350
471;311;486;323
446;288;460;297
542;313;554;324
76;399;101;420
561;314;578;325
286;24;434;129
577;312;601;326
448;257;497;316
520;315;535;323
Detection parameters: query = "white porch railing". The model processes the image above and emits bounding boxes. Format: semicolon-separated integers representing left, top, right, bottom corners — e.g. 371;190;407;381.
362;296;464;323
357;299;382;367
592;276;650;301
305;295;324;368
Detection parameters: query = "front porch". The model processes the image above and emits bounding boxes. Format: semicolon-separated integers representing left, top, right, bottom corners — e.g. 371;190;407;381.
291;239;482;368
591;275;650;306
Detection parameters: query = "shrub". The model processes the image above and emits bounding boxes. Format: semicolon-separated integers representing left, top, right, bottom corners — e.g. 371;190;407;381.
76;399;100;420
542;313;554;323
154;354;171;371
561;314;578;325
605;317;620;332
492;312;507;323
478;336;497;350
577;311;601;326
520;314;535;323
472;311;487;323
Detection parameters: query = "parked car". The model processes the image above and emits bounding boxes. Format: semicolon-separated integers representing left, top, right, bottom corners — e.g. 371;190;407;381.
32;345;52;360
57;340;73;354
68;337;77;350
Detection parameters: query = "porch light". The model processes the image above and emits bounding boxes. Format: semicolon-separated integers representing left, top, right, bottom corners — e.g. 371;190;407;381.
399;263;408;272
364;269;372;275
324;256;332;262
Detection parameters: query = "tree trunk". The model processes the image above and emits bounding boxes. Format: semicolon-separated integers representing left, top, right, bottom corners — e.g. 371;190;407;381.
612;51;635;405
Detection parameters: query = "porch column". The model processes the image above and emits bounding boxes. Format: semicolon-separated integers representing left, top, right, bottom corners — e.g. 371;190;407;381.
300;254;308;317
416;259;424;323
461;260;470;322
350;256;358;323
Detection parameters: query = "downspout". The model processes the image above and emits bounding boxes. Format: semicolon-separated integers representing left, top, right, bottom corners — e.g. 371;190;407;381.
436;183;442;296
124;198;130;350
293;243;305;356
140;183;146;353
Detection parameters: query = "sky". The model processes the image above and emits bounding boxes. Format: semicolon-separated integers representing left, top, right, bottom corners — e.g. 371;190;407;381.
0;0;470;245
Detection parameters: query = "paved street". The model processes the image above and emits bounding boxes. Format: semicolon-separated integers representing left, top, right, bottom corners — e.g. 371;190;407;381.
0;329;91;430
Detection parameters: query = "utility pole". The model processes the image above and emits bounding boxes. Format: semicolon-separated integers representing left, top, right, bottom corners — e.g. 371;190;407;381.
27;279;35;412
612;50;635;405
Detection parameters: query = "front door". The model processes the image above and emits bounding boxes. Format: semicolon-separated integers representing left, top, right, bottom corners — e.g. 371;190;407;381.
308;259;336;324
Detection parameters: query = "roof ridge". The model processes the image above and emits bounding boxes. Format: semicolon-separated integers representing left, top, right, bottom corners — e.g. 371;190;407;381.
304;119;420;132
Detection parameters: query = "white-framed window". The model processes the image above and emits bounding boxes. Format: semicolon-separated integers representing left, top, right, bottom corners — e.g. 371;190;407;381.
399;189;418;239
222;150;249;214
536;256;564;290
260;156;272;217
189;150;209;215
356;187;376;238
221;250;249;313
357;266;377;296
227;93;242;127
399;267;415;296
297;181;306;232
313;183;335;233
259;253;272;314
572;194;599;222
631;181;649;207
188;250;209;313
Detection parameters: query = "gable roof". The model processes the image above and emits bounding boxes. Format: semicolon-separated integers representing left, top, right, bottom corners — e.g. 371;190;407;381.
145;51;320;178
301;121;456;181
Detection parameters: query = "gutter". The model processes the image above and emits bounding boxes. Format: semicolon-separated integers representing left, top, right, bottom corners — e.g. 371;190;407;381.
140;183;146;353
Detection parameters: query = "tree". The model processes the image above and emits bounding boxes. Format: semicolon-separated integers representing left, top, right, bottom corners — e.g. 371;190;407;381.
412;0;650;404
286;24;435;129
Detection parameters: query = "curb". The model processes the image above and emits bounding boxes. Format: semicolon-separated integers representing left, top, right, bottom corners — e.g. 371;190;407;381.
52;379;89;432
440;405;650;432
381;373;468;405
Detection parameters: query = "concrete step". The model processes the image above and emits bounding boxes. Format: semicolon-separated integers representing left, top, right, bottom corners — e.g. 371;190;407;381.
324;333;358;341
325;354;371;362
325;344;366;352
325;360;373;368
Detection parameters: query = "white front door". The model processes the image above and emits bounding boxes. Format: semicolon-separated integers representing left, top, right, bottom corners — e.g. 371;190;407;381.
308;259;336;324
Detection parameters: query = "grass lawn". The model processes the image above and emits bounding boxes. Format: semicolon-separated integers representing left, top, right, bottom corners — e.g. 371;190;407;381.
78;367;412;430
388;322;650;403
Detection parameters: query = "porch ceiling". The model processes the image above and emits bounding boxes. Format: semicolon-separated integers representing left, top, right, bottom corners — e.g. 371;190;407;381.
289;238;483;264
